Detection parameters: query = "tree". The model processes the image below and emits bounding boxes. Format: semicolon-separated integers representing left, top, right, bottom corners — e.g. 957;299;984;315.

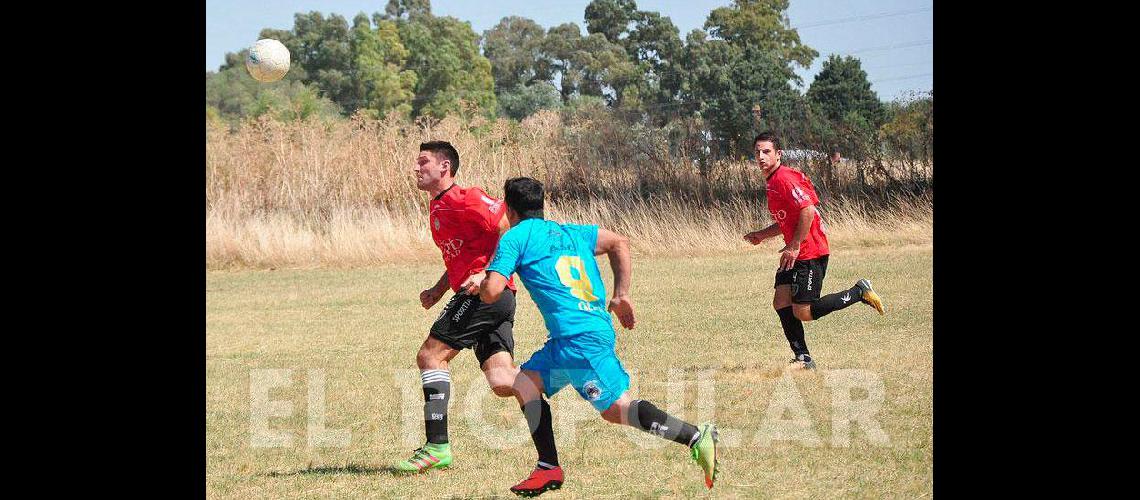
497;82;562;120
584;0;638;48
482;16;550;91
206;58;341;123
881;92;933;177
378;0;431;21
680;30;800;152
703;0;817;81
395;13;497;119
806;55;885;127
672;0;817;154
543;23;586;103
626;10;683;121
352;14;417;117
574;33;641;106
584;2;684;118
258;12;360;113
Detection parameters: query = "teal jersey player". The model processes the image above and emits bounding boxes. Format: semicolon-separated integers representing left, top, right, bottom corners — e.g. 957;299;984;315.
486;219;613;339
478;177;719;498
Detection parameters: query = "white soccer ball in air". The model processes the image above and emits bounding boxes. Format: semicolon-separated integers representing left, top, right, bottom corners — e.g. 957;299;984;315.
245;39;291;83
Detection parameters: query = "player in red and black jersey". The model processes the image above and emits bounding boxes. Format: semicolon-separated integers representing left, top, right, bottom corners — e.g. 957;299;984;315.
744;132;886;370
393;141;519;473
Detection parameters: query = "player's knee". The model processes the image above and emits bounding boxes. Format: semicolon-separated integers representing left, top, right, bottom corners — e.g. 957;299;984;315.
793;305;814;321
510;376;538;402
416;346;440;369
485;369;516;397
491;383;515;397
600;405;624;424
600;399;630;424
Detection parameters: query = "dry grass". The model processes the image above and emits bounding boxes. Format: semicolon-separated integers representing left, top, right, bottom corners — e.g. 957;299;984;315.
206;194;931;269
206;114;931;270
206;246;933;498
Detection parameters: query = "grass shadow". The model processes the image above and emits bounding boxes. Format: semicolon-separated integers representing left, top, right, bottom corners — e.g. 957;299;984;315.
261;463;400;477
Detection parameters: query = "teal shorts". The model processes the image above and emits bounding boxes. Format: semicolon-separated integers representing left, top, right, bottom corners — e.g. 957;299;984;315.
521;331;630;412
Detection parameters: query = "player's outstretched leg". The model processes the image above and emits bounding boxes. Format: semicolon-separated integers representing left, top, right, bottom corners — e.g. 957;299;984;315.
856;279;885;315
691;422;720;489
808;278;886;320
606;398;720;489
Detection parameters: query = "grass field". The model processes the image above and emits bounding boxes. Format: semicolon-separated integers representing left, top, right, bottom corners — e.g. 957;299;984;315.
206;243;932;498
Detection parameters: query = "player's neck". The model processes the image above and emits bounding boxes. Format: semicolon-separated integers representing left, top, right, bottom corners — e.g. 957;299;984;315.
429;179;458;199
762;164;782;181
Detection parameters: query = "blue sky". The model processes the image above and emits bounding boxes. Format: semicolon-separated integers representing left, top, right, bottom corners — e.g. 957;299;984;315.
206;0;932;102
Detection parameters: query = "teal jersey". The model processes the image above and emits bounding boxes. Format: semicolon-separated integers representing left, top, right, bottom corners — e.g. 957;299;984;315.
486;218;613;338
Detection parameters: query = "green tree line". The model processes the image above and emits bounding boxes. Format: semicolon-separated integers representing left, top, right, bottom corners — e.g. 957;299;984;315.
207;0;932;170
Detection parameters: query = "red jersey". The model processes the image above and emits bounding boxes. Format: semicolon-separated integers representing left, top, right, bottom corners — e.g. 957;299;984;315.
765;165;829;260
429;185;516;293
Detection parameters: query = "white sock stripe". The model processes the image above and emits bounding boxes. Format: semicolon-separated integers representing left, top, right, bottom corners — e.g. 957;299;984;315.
421;369;449;376
689;431;701;447
422;374;451;384
537;461;556;469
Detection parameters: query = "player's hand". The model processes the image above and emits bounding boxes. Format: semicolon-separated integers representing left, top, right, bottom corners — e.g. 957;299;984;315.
744;231;766;245
778;245;799;271
460;272;487;296
420;287;445;309
608;295;637;329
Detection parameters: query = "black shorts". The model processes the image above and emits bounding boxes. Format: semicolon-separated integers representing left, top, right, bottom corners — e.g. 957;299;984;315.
429;290;516;366
774;255;829;303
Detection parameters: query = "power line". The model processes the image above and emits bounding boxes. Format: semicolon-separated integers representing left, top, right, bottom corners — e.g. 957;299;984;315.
846;39;933;55
793;6;933;30
871;72;933;84
863;60;934;71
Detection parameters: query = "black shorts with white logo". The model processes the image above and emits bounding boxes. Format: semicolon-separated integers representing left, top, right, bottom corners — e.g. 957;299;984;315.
774;255;829;303
429;289;516;366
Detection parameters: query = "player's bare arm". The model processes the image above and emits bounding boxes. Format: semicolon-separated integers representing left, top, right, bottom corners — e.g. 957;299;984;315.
460;213;513;295
595;227;636;329
478;271;509;304
744;223;781;245
779;205;816;271
420;271;449;309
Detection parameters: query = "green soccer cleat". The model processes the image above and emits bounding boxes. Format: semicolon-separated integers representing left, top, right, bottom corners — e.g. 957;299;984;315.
690;423;720;489
394;442;453;473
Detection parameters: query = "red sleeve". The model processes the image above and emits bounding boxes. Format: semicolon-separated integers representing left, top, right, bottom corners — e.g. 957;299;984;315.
465;188;507;232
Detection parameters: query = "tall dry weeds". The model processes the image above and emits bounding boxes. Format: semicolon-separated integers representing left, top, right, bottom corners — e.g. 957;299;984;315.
206;112;931;269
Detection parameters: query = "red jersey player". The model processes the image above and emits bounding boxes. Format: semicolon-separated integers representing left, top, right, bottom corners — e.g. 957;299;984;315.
744;132;886;370
394;141;519;473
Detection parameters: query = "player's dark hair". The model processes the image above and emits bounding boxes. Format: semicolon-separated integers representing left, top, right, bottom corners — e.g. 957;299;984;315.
503;177;544;220
753;131;781;151
420;141;460;176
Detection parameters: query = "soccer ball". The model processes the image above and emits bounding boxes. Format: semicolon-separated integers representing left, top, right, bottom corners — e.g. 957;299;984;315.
245;39;290;83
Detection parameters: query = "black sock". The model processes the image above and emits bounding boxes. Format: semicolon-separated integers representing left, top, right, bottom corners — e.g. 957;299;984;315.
627;399;700;447
776;306;809;356
809;283;864;319
422;369;450;444
522;398;559;467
